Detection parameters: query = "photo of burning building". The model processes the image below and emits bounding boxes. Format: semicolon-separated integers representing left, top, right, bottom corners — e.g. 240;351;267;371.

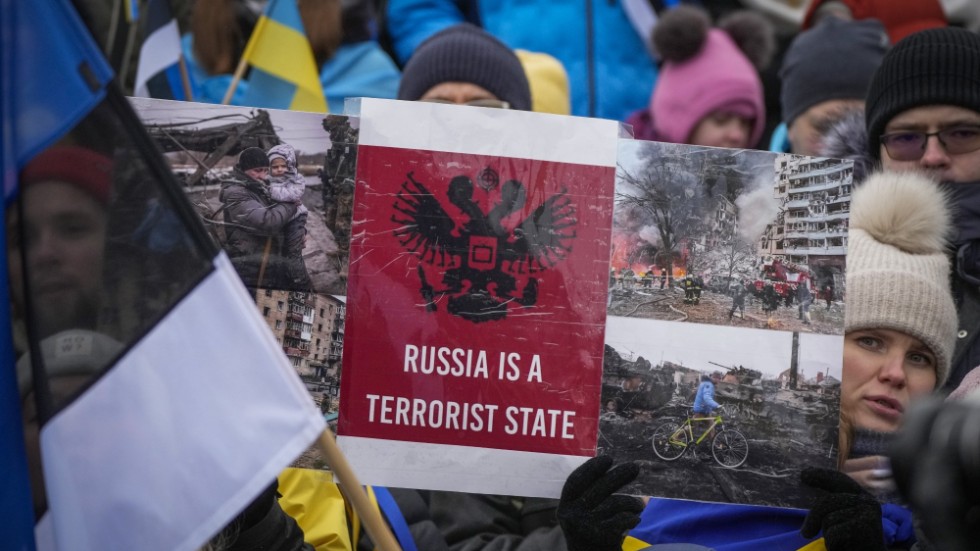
610;141;851;335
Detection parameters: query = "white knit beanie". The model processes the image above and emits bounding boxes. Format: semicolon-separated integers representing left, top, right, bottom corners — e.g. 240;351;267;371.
845;171;957;387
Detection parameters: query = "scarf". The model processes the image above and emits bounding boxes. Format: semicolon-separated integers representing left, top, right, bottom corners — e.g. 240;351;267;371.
940;182;980;286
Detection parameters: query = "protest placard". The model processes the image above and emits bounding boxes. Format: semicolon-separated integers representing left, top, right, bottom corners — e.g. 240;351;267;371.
337;99;620;497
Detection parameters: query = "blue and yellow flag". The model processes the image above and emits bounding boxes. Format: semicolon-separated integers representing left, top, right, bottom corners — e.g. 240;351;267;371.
240;0;327;113
125;0;140;23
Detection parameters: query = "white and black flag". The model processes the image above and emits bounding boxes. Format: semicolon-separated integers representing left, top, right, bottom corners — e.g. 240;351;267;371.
5;2;324;549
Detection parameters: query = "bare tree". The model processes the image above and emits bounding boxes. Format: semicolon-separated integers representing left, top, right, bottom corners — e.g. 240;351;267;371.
616;152;714;278
721;236;756;284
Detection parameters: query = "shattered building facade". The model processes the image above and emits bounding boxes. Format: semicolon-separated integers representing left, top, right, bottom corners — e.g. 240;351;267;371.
759;155;853;292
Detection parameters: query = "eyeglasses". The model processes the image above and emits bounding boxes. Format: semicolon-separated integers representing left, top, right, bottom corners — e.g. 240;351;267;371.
880;126;980;161
420;98;511;109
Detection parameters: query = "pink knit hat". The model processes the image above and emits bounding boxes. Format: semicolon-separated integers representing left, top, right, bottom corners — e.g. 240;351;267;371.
650;9;769;147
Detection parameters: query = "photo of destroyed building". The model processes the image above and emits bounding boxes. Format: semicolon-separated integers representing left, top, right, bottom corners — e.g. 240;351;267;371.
599;316;841;508
130;98;355;296
611;141;850;335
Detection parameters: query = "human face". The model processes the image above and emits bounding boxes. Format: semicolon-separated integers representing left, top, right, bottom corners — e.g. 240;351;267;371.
419;82;509;108
11;181;107;338
787;99;864;156
841;328;937;433
270;157;288;177
245;166;269;181
880;105;980;183
688;111;753;149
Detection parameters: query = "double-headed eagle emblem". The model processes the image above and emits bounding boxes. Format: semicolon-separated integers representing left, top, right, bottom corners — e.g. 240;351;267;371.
391;170;577;322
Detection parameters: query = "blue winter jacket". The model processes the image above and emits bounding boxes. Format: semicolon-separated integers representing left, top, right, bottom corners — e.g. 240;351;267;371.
384;0;658;121
693;380;719;414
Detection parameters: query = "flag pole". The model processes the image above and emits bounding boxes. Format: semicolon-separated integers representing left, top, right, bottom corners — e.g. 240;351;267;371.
221;9;269;106
106;0;122;54
221;56;249;105
178;55;193;101
315;429;403;551
118;10;141;89
255;237;272;288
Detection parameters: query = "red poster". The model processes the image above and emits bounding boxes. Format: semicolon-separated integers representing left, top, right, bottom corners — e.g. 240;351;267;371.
337;99;619;497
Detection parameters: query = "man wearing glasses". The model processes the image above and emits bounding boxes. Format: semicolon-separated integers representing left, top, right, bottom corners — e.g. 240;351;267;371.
396;23;531;112
865;27;980;391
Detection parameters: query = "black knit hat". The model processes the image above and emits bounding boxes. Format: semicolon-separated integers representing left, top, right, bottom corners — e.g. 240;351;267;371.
780;18;888;125
397;23;532;111
866;27;980;160
237;147;270;171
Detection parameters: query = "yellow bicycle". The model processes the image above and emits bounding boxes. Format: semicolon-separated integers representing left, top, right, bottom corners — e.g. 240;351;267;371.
651;406;748;468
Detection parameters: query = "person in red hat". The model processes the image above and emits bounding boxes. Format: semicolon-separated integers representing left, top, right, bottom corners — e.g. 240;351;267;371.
12;145;113;339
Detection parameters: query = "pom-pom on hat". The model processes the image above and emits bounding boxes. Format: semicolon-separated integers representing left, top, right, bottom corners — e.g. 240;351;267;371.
866;27;980;160
20;145;113;205
397;23;532;111
237;147;270;171
845;171;957;387
779;17;888;126
650;6;772;147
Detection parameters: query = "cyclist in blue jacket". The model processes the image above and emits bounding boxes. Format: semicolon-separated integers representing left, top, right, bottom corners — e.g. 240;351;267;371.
693;372;721;415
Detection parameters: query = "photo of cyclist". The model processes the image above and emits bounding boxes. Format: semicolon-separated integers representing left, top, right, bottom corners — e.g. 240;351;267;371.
693;372;722;415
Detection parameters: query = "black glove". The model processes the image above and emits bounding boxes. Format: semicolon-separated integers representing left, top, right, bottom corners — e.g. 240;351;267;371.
889;397;980;551
221;480;313;551
800;467;884;551
558;455;644;551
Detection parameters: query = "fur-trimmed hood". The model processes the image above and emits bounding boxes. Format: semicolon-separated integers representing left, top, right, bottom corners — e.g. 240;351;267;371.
820;108;875;184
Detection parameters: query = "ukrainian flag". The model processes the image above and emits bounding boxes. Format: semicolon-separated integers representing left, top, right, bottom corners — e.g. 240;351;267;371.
240;0;327;112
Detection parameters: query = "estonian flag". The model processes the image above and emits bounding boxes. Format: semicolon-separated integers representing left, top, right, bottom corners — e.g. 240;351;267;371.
133;0;190;100
4;1;325;549
239;0;327;112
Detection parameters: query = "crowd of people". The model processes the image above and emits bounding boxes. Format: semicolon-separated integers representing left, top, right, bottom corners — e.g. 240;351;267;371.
21;1;980;550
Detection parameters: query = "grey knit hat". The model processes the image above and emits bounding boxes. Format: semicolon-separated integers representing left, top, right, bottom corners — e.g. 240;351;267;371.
845;171;957;387
397;23;532;111
780;17;888;125
866;27;980;160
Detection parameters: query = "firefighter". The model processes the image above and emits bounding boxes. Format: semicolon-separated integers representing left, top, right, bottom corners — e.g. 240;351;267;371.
761;282;780;315
798;280;813;325
642;269;653;288
729;280;746;320
622;267;635;290
682;275;694;304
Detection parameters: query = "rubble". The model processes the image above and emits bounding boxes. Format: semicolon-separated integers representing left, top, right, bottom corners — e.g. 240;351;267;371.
608;285;844;335
599;345;840;507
